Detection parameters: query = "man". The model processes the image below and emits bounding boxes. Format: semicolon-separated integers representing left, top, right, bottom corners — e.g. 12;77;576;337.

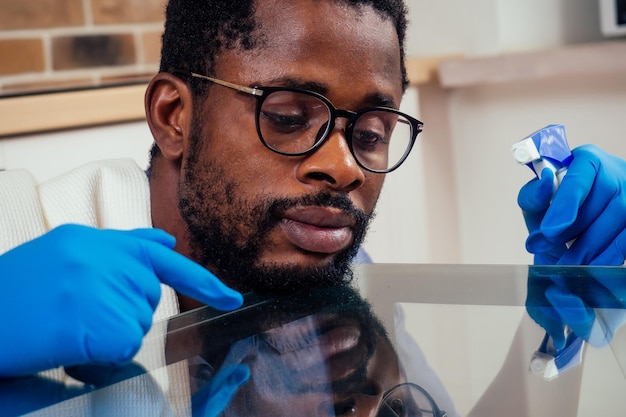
1;0;626;397
145;0;416;310
0;0;417;379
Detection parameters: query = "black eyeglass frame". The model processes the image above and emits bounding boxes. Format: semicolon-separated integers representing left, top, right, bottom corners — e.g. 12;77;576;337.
378;382;447;417
173;69;424;174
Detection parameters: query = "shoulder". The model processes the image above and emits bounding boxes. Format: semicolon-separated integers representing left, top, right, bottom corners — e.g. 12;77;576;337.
39;159;152;230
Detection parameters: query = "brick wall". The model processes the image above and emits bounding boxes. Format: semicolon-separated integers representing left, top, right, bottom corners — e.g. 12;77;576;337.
0;0;164;96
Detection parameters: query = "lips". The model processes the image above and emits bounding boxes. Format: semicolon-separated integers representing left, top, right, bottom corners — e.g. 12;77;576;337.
279;207;355;254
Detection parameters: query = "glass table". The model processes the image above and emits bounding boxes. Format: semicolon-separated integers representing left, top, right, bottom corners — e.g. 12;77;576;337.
5;264;626;416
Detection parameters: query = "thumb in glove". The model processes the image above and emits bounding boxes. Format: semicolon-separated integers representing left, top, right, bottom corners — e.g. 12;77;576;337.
192;364;251;417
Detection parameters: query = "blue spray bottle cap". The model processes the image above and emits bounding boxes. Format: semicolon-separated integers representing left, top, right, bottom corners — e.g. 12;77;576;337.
512;124;573;178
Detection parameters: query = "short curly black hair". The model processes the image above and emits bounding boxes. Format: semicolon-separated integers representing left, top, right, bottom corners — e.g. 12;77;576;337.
159;0;410;95
148;0;410;164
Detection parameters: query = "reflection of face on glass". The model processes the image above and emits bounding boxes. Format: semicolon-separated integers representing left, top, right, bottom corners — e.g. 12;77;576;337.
191;287;445;417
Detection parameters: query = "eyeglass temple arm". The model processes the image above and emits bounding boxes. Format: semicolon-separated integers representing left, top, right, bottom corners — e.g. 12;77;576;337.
172;69;264;97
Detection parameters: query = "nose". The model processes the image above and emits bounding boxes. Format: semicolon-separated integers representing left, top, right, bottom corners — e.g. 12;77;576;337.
296;126;366;192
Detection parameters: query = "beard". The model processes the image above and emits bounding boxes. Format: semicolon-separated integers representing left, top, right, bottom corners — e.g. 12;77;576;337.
178;120;374;294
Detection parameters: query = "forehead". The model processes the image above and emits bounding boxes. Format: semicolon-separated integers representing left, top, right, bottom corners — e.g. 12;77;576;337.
214;0;403;104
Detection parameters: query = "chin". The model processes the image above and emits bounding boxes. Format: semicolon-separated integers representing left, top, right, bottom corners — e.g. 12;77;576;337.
236;251;356;295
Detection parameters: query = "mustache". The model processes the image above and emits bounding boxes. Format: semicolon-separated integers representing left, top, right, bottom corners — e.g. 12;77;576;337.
265;191;369;228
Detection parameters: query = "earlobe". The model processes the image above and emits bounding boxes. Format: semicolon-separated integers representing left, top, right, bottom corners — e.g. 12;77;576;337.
145;73;193;161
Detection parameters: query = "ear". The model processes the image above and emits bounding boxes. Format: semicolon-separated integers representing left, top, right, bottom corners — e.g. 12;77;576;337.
144;72;194;161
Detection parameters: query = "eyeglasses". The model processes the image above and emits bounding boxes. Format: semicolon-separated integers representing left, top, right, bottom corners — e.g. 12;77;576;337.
174;69;423;173
377;382;447;417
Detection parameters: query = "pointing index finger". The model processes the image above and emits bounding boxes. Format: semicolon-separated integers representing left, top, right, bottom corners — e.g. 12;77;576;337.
144;241;243;311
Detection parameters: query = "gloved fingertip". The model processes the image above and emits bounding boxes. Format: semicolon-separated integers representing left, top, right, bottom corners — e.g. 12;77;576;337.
192;365;250;417
526;231;553;254
545;288;596;345
544;286;583;309
528;306;567;349
518;169;555;212
126;228;177;249
539;167;555;180
224;364;251;387
211;366;250;407
210;290;244;311
550;332;567;351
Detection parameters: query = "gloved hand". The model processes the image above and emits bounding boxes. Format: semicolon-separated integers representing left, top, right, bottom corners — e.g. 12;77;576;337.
191;364;250;417
526;266;626;349
518;144;626;265
0;224;243;377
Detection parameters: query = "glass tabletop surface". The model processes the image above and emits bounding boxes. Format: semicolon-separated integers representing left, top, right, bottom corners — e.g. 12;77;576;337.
7;263;626;416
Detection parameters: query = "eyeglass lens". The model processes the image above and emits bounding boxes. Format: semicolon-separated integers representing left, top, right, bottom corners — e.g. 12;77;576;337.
257;90;414;172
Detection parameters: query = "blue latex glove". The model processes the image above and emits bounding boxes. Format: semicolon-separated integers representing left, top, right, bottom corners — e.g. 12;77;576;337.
0;224;243;378
518;144;626;266
0;375;91;416
1;363;179;416
518;167;562;264
191;364;250;417
526;267;626;349
0;363;149;416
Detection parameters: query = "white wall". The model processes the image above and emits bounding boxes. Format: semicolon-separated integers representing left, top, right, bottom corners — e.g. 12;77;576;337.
365;0;626;265
0;121;153;182
362;87;433;263
448;73;626;265
405;0;605;58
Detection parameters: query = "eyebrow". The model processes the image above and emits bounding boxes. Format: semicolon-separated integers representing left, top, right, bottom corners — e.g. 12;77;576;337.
259;76;399;109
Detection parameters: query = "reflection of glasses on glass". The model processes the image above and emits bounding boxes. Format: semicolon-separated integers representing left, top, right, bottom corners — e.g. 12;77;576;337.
377;382;447;417
174;69;424;173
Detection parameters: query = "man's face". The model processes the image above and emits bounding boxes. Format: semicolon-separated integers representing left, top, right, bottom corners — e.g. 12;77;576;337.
216;310;406;417
179;0;404;292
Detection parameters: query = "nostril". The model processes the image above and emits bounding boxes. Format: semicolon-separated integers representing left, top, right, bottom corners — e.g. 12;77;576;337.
305;171;363;193
307;171;336;184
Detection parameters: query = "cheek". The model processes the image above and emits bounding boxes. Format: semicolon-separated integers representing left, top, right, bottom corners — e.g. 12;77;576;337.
197;90;263;156
359;174;385;213
229;149;296;196
199;102;294;185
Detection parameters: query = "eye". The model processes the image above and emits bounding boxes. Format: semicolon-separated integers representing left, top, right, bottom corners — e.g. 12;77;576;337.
352;113;390;151
353;129;387;148
260;110;309;133
260;90;328;135
388;398;406;416
380;385;427;417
